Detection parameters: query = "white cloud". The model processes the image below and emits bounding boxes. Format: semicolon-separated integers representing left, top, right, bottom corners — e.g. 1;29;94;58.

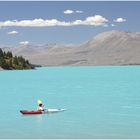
114;18;126;22
7;30;18;35
0;15;108;27
75;10;83;14
111;24;116;27
64;10;83;14
64;10;74;14
103;24;108;27
19;41;29;45
83;15;108;26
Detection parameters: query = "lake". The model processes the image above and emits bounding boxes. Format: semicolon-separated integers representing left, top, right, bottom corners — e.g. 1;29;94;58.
0;66;140;138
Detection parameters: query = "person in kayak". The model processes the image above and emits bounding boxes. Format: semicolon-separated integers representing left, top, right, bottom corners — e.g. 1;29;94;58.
37;100;45;111
38;103;45;111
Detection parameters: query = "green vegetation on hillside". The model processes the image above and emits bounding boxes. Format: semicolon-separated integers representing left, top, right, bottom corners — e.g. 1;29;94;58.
0;48;34;70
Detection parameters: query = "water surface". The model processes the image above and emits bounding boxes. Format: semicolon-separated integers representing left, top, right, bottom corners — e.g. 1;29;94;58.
0;66;140;138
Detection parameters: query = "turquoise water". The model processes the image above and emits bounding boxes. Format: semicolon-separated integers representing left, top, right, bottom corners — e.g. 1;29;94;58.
0;66;140;138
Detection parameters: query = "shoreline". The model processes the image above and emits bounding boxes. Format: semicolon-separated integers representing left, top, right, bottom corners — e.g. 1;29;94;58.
41;63;140;67
1;64;140;71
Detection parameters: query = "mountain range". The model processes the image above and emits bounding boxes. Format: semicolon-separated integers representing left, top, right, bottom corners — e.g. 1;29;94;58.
2;30;140;66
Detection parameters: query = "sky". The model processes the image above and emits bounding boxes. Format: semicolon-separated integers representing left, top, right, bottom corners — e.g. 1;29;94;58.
0;1;140;46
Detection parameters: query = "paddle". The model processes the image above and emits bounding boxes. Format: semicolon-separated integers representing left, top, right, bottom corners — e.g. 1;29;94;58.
37;99;43;105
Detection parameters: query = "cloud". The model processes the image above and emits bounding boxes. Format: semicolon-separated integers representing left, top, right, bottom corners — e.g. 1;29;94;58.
64;10;83;14
19;41;29;45
103;24;108;27
0;15;108;27
114;18;126;22
111;24;116;27
7;30;18;35
64;10;74;14
75;10;83;14
83;15;108;26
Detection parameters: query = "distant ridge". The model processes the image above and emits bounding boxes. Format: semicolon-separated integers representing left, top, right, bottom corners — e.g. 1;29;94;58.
2;30;140;66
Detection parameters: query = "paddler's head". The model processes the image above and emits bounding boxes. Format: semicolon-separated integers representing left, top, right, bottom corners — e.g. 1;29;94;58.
39;104;43;107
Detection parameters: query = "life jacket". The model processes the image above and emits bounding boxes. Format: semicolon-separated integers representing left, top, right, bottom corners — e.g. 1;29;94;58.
38;106;44;111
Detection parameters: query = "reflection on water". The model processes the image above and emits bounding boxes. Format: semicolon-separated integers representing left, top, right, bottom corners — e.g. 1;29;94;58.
36;115;44;123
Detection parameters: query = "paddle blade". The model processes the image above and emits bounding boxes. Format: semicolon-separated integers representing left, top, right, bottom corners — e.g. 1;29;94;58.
37;100;42;105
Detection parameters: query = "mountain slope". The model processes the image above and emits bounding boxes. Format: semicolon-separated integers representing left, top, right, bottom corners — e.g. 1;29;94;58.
3;30;140;66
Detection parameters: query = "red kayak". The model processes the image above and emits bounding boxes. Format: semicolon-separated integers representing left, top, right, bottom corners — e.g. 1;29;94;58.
20;109;65;115
20;110;43;115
